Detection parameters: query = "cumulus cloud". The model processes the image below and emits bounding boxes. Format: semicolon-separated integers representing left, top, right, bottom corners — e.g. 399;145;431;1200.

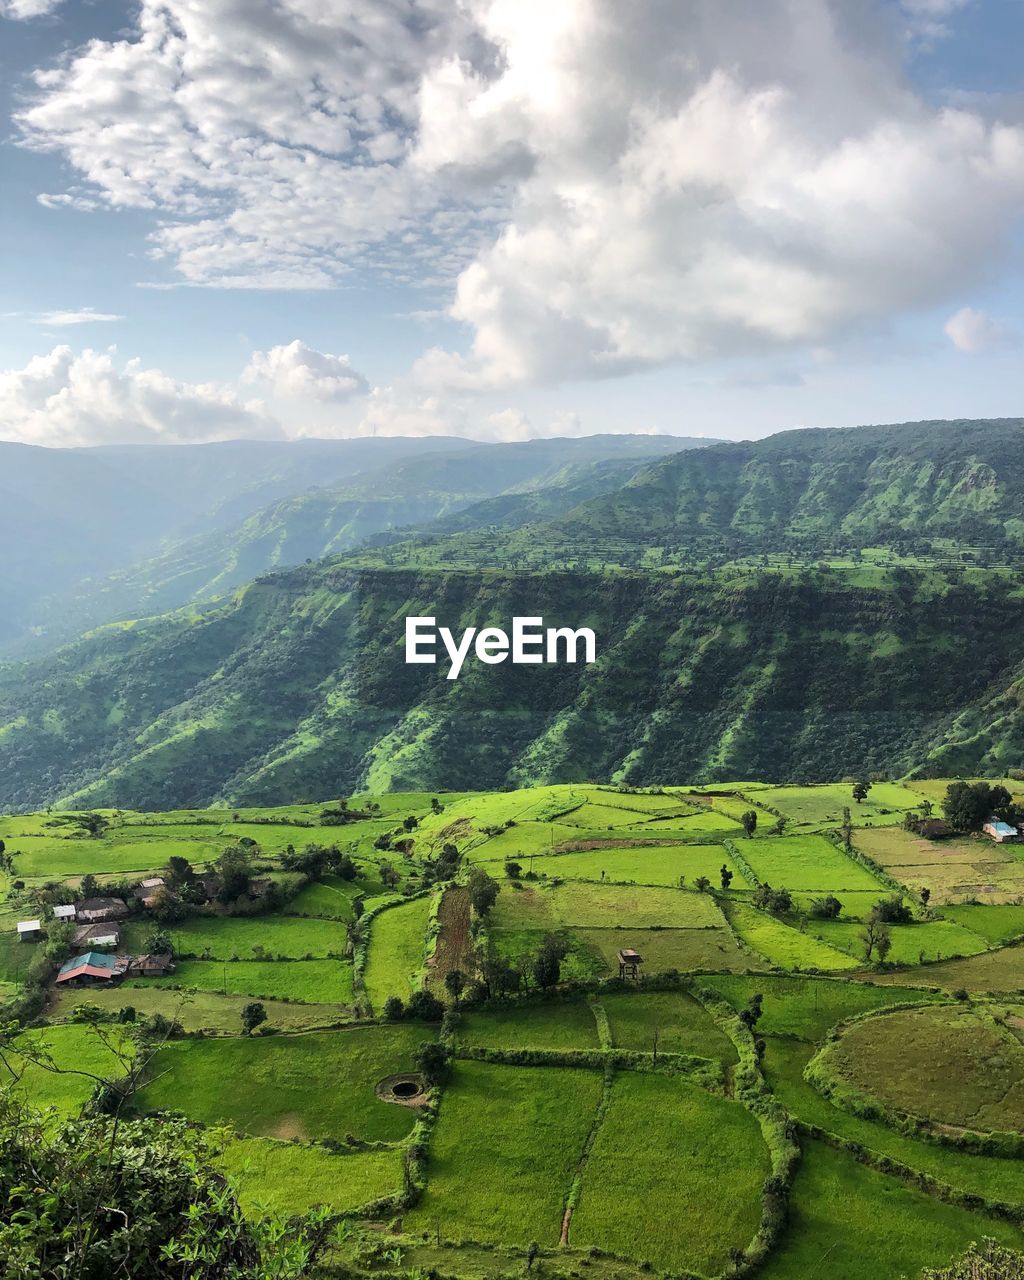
14;0;1024;387
944;306;1018;353
0;0;62;18
244;340;368;402
0;346;278;446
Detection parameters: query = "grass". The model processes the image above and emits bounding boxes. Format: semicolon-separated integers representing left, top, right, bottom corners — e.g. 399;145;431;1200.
727;902;858;971
135;1024;425;1142
574;925;756;975
142;958;353;1003
455;1000;600;1051
493;881;728;931
51;984;351;1032
757;1140;1024;1280
763;1037;1024;1206
495;843;752;889
940;904;1024;945
702;974;941;1041
861;944;1024;992
754;783;923;828
3;833;220;877
854;827;1024;905
285;874;379;920
571;1074;767;1274
807;919;988;965
1;1024;128;1114
121;914;348;960
363;896;432;1011
815;1003;1024;1132
601;990;737;1062
405;1060;603;1247
218;1135;404;1218
741;834;886;893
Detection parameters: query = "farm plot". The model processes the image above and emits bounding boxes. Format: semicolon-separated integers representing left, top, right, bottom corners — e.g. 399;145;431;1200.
136;1024;424;1142
811;1003;1024;1134
52;984;351;1033
742;834;885;893
865;944;1024;993
574;926;754;975
3;832;219;877
571;1074;767;1275
807;919;988;966
218;1136;403;1219
703;974;941;1041
491;882;726;931
286;872;380;920
0;930;32;985
754;783;922;829
854;826;1024;904
426;886;472;991
2;1024;129;1114
138;957;353;1003
941;904;1024;946
363;895;432;1010
757;1140;1024;1280
512;844;752;889
601;991;737;1063
121;914;348;959
405;1060;603;1247
763;1038;1024;1207
455;999;600;1051
727;902;858;972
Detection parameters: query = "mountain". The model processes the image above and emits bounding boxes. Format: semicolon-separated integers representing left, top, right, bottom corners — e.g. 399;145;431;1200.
0;435;472;653
4;417;1024;811
10;434;707;656
358;418;1024;571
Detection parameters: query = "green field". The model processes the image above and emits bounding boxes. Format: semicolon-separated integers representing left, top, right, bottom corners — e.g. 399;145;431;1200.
121;914;349;960
52;984;351;1032
363;896;432;1010
571;1074;767;1274
503;842;753;888
741;834;886;893
1;1024;129;1114
142;957;354;1003
456;1000;600;1051
136;1025;426;1142
754;783;924;829
601;990;737;1062
807;919;988;965
727;901;859;971
405;1061;604;1247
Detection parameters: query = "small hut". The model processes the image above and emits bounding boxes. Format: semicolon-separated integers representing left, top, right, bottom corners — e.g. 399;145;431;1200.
617;948;644;980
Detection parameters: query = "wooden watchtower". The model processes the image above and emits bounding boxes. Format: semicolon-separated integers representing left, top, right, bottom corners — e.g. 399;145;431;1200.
617;948;644;980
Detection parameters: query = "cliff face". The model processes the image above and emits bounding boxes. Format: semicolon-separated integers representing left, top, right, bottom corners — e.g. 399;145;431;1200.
2;562;1021;810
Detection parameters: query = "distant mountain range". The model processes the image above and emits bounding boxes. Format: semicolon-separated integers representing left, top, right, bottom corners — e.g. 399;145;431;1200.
2;418;1023;811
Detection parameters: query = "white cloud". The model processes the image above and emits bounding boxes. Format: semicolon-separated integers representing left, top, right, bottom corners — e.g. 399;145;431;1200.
244;340;368;402
0;346;278;446
14;0;1024;389
32;308;123;327
0;0;62;19
944;306;1017;353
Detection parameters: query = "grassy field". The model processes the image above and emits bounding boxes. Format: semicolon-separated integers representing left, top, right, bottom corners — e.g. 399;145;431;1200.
574;925;756;974
601;990;737;1062
493;881;728;931
2;1024;129;1114
860;944;1024;992
754;783;923;828
727;902;859;971
141;958;354;1002
455;1000;600;1051
51;984;351;1032
807;919;988;965
854;826;1024;904
741;834;886;893
500;843;753;889
940;903;1024;945
757;1140;1024;1280
363;896;432;1010
218;1136;404;1218
571;1073;767;1274
121;914;348;959
814;1003;1024;1132
136;1024;425;1142
405;1060;604;1247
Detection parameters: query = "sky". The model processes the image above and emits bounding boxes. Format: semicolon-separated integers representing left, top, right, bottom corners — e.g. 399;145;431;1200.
1;0;1024;446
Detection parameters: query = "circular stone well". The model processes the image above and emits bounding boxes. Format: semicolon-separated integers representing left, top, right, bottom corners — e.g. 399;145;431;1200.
376;1073;428;1106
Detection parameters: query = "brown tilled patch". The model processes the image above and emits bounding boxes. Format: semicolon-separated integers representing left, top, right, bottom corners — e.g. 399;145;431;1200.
426;885;472;988
269;1113;309;1140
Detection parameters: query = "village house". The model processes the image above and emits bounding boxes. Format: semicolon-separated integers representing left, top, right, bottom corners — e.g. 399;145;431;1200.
982;818;1019;843
16;919;43;943
73;921;121;949
134;877;166;908
76;896;129;924
52;903;77;921
117;953;175;978
55;951;119;986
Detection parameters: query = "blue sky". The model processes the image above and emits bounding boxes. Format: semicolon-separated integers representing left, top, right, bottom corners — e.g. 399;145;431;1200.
1;0;1023;445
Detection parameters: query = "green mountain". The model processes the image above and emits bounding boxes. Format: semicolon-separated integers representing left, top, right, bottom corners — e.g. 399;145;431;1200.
10;434;704;656
4;418;1024;811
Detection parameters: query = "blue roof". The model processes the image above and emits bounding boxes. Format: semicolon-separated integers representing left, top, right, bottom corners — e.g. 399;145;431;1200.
988;820;1017;836
58;951;118;976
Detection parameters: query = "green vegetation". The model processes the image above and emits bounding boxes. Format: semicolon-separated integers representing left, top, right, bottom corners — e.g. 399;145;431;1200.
728;901;859;971
456;1001;600;1051
141;958;354;1003
363;896;432;1010
601;990;737;1062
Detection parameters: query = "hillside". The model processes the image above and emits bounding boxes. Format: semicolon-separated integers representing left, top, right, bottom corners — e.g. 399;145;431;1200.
3;557;1024;810
9;434;704;657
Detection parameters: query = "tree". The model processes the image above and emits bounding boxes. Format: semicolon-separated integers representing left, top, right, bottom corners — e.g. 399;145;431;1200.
872;894;912;924
504;860;522;880
720;865;734;891
922;1240;1024;1279
403;815;419;832
852;780;871;804
694;875;711;893
752;882;792;915
216;845;252;904
240;1002;267;1036
382;996;405;1021
444;969;466;1006
840;806;853;850
860;916;886;961
920;887;931;907
414;1040;450;1086
79;873;99;901
0;1096;333;1278
809;895;843;920
738;993;763;1030
468;867;500;918
874;927;893;964
143;928;174;957
740;810;758;836
942;780;1014;833
533;934;568;989
406;989;444;1021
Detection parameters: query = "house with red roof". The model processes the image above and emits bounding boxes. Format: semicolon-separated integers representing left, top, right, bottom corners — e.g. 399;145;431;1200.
55;951;119;986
